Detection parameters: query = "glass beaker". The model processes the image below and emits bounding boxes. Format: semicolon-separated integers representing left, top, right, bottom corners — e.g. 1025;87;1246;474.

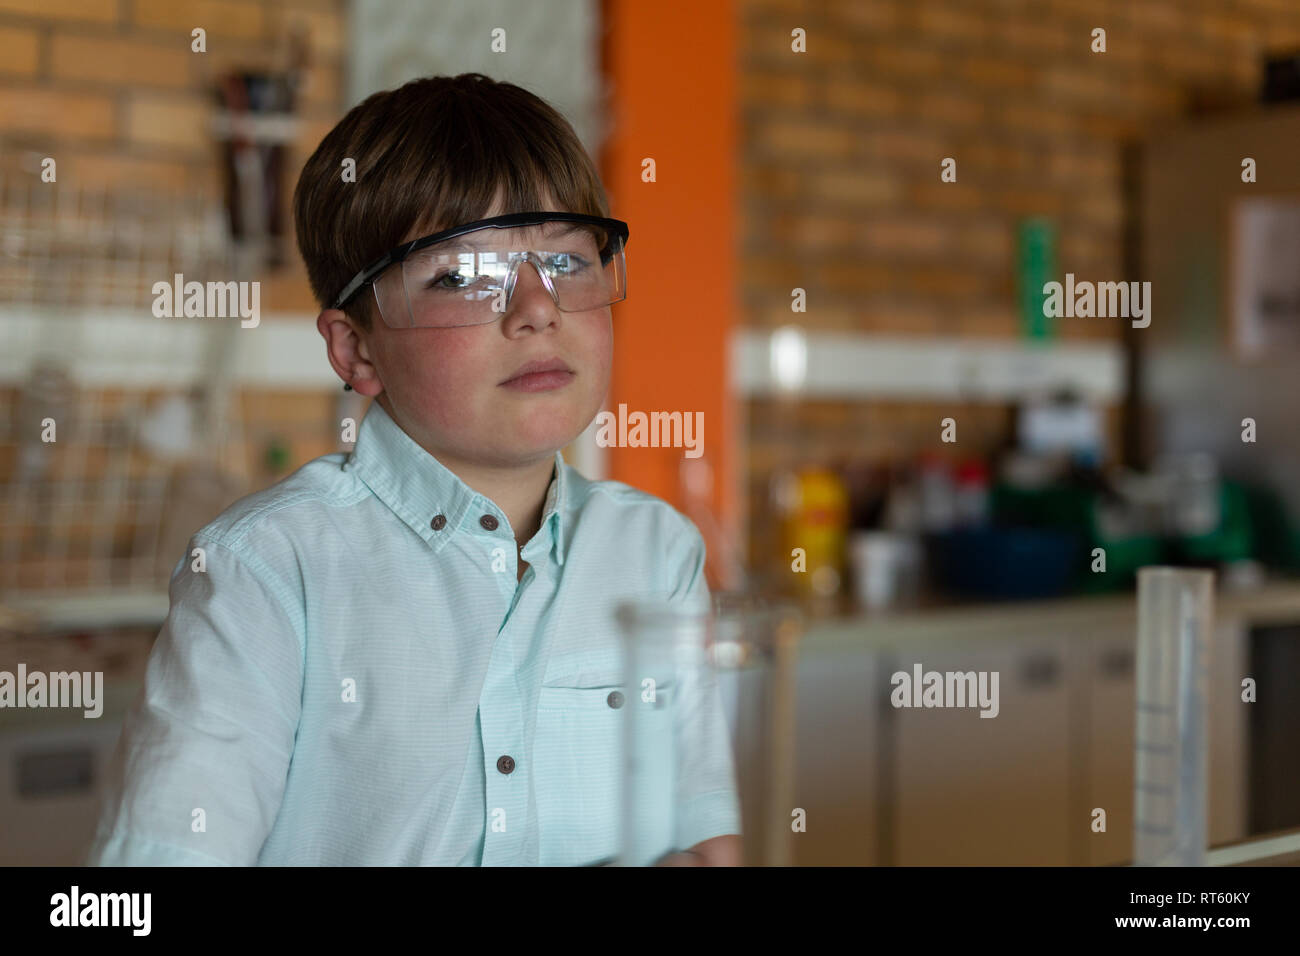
1133;566;1214;866
615;592;802;866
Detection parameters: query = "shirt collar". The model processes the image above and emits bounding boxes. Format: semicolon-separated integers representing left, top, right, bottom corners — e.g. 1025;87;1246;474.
346;400;567;567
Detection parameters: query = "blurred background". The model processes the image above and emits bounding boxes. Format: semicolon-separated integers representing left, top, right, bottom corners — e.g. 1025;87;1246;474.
3;0;1300;866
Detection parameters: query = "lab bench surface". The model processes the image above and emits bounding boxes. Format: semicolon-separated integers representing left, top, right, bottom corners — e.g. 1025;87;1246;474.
796;578;1300;650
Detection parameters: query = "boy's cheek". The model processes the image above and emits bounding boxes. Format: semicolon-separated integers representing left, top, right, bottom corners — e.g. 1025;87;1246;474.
382;327;476;371
384;342;474;399
417;384;480;433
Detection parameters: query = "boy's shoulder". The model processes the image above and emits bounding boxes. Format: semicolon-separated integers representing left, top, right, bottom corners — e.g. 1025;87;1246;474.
188;451;363;558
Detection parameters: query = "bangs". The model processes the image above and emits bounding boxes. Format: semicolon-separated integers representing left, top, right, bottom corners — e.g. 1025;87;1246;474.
372;79;607;247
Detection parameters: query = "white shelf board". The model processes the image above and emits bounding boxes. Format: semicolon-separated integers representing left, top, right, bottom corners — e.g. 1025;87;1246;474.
732;329;1123;402
1;588;170;633
0;307;332;388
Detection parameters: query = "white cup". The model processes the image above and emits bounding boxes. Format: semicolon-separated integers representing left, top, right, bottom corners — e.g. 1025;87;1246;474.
850;531;919;609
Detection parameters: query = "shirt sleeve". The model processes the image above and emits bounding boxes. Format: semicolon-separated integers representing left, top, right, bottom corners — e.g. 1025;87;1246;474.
664;518;743;853
85;536;303;866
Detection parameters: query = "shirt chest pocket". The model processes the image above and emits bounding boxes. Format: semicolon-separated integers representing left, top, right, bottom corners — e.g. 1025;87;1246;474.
534;673;676;866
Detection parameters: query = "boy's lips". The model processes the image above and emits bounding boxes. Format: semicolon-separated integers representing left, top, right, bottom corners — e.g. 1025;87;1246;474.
499;356;574;386
499;369;575;392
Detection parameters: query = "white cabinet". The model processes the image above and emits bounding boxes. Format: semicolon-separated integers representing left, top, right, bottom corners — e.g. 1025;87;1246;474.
787;646;879;865
1082;631;1136;865
893;635;1071;865
0;717;126;865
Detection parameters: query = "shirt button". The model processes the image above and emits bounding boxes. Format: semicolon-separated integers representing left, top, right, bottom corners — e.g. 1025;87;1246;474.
480;514;499;531
496;755;515;774
431;514;447;531
606;690;624;709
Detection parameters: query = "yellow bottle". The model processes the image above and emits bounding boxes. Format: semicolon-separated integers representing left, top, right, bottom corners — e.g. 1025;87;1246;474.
778;466;849;605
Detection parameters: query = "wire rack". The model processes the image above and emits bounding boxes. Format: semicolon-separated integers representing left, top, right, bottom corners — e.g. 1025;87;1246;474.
0;170;251;616
0;171;240;306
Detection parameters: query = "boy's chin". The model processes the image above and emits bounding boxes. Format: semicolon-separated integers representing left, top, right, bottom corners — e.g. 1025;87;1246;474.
500;408;586;440
495;427;580;461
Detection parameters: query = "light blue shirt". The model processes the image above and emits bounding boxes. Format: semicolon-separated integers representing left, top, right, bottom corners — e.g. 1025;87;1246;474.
86;399;740;865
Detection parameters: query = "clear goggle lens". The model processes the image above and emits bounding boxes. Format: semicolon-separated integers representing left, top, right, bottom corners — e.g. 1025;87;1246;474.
373;224;625;328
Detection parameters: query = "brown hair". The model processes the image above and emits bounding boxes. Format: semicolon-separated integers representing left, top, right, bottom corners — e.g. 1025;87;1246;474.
292;73;611;331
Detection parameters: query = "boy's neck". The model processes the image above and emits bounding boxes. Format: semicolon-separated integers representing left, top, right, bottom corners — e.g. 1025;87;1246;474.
381;397;555;547
445;453;554;548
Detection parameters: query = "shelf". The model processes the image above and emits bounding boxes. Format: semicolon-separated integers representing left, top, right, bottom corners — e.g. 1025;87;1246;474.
733;329;1124;402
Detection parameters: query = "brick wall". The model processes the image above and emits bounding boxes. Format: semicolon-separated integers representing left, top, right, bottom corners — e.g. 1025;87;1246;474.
0;0;343;305
0;0;347;591
738;0;1300;581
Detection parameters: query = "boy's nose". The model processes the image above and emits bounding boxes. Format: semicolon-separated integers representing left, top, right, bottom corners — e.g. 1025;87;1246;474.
503;254;560;313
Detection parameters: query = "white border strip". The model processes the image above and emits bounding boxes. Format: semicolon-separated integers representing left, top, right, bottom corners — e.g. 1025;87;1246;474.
733;329;1123;402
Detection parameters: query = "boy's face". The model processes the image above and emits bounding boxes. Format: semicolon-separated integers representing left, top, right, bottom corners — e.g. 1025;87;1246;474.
335;196;613;469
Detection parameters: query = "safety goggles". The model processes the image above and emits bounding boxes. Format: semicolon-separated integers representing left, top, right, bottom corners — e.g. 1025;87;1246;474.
330;211;629;329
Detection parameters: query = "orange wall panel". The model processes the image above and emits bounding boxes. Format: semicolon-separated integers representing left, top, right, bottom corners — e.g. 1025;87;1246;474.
600;0;738;554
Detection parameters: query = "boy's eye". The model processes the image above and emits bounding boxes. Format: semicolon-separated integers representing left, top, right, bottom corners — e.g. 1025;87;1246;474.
430;269;473;290
428;267;488;290
542;253;590;276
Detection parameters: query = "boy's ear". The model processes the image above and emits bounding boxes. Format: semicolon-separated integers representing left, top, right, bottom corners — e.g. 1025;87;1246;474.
317;308;382;397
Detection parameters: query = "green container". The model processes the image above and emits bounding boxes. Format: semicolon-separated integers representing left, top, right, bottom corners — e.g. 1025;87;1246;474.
992;478;1300;591
1239;482;1300;572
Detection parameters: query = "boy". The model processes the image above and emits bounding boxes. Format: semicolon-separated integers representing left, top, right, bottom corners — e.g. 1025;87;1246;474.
86;73;741;866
